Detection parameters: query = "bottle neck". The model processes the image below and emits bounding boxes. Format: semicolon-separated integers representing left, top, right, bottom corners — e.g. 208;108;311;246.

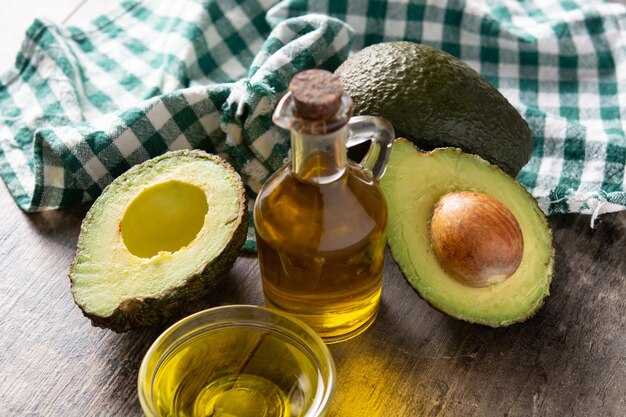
291;127;347;184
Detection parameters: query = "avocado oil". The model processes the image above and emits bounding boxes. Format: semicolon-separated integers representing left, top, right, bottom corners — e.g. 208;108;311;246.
149;326;320;417
254;70;391;343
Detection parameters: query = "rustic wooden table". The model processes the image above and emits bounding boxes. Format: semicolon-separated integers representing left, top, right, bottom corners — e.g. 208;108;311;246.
1;2;625;417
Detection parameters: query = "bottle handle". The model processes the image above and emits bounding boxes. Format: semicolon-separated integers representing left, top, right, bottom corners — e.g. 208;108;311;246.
346;116;395;180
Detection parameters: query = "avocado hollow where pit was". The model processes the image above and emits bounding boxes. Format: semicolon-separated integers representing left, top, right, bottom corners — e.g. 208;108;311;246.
69;150;248;332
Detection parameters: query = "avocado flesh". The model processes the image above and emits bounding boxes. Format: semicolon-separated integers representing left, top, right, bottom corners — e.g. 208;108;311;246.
381;139;553;326
70;150;247;332
335;42;532;177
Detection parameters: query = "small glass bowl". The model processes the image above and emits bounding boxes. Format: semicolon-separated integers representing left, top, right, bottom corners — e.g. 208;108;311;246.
138;305;336;417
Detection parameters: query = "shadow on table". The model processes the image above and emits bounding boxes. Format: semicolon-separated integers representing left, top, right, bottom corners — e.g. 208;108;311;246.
326;211;626;416
25;203;90;234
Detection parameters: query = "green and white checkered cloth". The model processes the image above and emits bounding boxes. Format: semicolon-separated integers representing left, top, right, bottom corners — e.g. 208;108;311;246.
1;0;625;252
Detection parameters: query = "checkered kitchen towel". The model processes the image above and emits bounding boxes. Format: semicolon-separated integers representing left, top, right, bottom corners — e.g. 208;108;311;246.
1;0;626;252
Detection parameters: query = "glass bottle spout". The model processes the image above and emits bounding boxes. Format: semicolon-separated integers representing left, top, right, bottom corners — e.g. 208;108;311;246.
273;70;394;184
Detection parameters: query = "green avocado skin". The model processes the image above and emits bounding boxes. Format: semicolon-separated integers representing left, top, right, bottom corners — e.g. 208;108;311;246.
335;42;532;177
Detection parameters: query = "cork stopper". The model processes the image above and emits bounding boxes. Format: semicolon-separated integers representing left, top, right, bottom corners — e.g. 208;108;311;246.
289;70;343;120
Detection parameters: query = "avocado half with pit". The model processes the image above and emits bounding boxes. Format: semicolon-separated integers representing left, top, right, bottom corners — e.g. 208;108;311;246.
70;150;247;332
381;139;554;326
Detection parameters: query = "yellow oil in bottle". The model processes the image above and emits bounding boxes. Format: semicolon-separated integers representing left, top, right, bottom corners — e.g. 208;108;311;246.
150;326;320;417
254;156;387;342
255;69;393;343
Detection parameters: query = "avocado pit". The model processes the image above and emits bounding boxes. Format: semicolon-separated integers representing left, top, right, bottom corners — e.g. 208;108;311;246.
429;191;523;288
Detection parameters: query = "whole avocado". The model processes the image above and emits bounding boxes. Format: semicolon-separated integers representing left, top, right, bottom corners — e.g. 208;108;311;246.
335;42;532;177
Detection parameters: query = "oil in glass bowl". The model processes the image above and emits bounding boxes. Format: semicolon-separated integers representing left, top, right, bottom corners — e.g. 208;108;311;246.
138;306;335;417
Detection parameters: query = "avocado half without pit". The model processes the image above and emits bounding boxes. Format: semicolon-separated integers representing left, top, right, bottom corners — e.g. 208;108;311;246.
69;150;248;332
381;139;554;326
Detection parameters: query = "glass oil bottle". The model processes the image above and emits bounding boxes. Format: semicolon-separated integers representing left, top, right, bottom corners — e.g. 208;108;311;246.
254;70;394;343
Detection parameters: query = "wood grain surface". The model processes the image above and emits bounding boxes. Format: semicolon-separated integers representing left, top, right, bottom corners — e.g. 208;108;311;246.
1;1;625;417
1;174;625;417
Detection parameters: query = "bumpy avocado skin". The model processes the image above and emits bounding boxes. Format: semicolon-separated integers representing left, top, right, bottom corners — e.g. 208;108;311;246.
336;42;532;177
69;150;248;332
381;139;554;327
